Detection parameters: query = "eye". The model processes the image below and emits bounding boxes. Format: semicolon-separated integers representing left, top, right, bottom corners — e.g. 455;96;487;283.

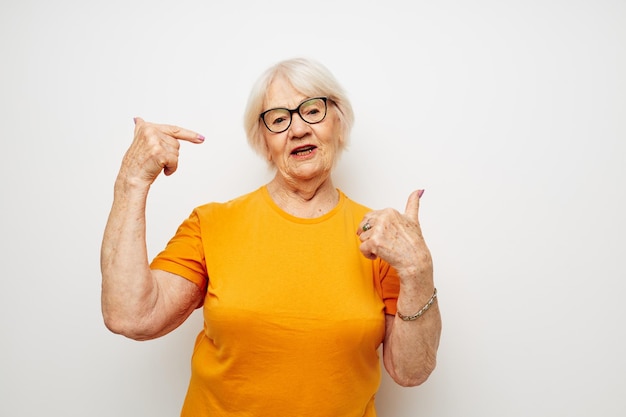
304;107;320;116
264;109;290;128
300;98;326;123
271;116;287;125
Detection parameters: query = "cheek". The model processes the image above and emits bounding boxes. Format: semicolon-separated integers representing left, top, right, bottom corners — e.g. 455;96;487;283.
327;126;343;154
329;114;344;148
263;135;283;162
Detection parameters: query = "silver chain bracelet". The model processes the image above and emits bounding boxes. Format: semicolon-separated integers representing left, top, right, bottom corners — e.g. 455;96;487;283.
397;288;438;321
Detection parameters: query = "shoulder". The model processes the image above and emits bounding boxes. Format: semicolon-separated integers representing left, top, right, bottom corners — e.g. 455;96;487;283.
339;189;373;216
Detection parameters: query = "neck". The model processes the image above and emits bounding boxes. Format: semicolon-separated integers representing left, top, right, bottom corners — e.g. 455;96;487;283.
267;174;338;218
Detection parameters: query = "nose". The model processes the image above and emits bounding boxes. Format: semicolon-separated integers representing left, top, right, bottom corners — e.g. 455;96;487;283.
288;112;310;138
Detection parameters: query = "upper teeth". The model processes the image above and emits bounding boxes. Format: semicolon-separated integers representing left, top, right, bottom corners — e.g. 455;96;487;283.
294;148;313;155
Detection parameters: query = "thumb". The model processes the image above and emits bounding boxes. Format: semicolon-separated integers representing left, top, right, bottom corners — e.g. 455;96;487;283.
133;117;145;134
404;189;425;222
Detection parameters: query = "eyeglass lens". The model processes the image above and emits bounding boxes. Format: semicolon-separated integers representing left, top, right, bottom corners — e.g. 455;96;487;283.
262;97;327;133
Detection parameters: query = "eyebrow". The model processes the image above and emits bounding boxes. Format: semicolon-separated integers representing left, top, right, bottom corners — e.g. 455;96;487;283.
262;97;312;112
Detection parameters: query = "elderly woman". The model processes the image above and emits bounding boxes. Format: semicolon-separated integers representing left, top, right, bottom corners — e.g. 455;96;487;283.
101;58;441;416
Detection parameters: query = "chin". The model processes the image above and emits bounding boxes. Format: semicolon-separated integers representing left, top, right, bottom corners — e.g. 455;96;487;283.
285;166;329;183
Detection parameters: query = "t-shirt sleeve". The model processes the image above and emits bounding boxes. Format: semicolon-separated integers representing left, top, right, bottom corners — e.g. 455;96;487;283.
375;259;400;315
150;209;208;289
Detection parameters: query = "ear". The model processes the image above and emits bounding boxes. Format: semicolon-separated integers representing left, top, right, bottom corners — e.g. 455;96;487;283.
265;149;273;163
260;137;272;162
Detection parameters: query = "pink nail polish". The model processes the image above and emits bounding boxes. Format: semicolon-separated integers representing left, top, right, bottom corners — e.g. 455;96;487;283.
418;189;425;198
197;134;205;141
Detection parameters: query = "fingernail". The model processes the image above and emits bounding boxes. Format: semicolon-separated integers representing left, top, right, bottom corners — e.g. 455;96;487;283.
418;189;425;198
197;134;205;141
133;117;138;125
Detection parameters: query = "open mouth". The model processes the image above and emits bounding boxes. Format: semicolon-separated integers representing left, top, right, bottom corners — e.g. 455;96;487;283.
291;145;317;156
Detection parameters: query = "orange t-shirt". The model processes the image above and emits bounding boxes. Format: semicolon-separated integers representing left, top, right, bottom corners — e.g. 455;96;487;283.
151;186;400;417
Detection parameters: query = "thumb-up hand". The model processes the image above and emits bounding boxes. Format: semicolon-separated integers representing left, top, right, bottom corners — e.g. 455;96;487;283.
357;190;432;281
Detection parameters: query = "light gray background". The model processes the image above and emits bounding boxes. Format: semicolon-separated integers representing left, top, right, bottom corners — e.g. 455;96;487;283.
1;1;624;416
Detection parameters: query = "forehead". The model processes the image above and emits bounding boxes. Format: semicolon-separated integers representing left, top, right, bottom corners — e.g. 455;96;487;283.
263;78;307;110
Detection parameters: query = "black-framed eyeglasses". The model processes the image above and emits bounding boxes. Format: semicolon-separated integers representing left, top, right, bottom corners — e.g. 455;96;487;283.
260;97;328;133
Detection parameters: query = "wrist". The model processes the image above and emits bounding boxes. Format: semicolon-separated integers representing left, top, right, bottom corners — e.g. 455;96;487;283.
114;173;151;197
397;287;438;321
396;264;433;289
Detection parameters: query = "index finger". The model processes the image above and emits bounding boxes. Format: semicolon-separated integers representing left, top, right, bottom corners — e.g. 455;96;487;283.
134;117;205;144
158;123;205;143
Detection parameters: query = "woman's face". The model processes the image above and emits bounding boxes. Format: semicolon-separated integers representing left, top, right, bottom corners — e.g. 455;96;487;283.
262;78;341;187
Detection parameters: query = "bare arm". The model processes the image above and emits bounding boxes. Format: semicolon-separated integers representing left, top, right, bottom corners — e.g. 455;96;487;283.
100;118;205;340
358;190;442;386
382;276;441;386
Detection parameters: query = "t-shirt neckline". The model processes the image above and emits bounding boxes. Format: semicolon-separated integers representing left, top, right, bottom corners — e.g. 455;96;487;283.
260;185;346;224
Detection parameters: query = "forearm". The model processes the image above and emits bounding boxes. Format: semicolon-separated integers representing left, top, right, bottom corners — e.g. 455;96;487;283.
384;266;442;387
100;177;158;335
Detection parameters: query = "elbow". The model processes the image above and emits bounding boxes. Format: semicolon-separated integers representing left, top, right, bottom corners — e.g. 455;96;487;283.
389;355;437;388
393;368;434;387
102;309;156;341
101;287;161;340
